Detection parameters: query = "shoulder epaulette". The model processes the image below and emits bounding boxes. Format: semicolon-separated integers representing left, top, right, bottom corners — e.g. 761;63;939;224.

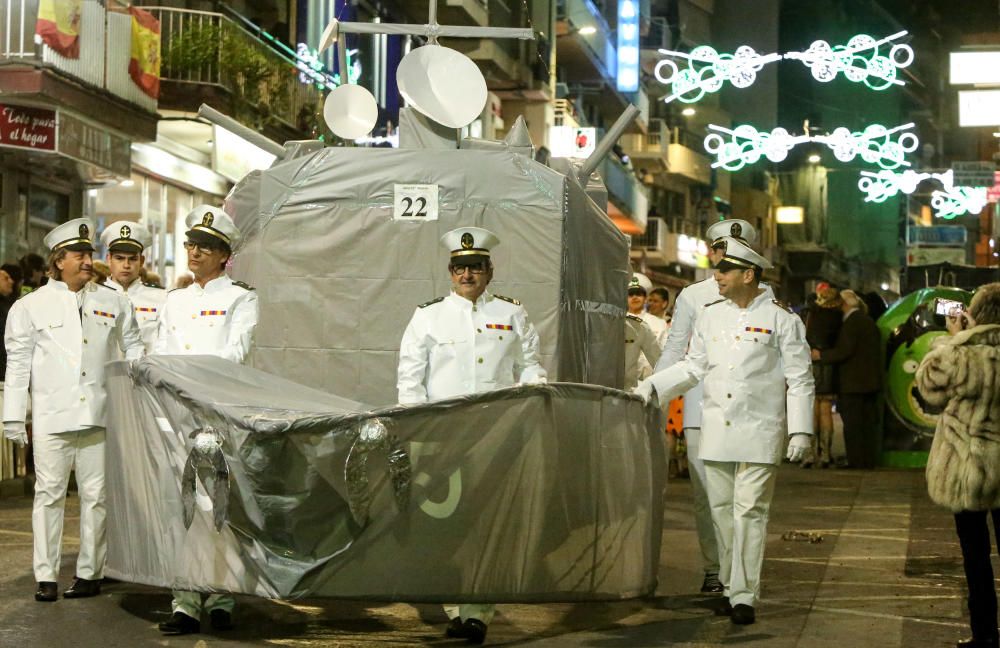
418;296;445;308
626;313;644;322
95;282;113;290
143;282;165;290
494;294;520;305
772;299;793;313
233;280;255;291
704;298;725;308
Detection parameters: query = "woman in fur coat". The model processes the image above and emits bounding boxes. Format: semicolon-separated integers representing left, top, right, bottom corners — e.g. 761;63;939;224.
916;282;1000;648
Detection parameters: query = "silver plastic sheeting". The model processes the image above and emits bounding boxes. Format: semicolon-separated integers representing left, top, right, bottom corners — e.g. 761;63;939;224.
225;146;631;406
104;356;666;601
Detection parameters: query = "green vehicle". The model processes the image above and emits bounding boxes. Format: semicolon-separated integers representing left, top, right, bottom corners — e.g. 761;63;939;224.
876;287;973;465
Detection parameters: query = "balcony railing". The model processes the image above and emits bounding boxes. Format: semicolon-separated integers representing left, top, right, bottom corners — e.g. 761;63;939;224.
147;7;325;133
0;0;156;111
641;16;671;50
601;155;649;229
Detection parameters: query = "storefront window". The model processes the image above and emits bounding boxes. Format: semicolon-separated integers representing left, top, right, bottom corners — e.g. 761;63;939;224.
92;172;202;289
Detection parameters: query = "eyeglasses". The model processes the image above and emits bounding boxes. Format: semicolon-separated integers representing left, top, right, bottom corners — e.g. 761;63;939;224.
450;264;488;276
183;241;222;255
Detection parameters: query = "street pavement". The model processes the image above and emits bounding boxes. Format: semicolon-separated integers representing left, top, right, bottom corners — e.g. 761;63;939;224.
0;465;980;647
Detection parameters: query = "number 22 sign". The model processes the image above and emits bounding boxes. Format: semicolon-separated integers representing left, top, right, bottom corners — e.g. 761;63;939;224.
393;184;439;221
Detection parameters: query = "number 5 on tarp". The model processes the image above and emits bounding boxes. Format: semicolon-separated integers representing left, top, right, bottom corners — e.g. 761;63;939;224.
393;184;439;221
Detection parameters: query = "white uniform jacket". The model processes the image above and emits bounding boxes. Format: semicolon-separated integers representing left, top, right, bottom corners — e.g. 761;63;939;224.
3;280;144;434
639;310;669;348
153;276;258;365
655;277;773;428
397;291;547;404
625;314;662;390
106;278;167;353
646;289;814;464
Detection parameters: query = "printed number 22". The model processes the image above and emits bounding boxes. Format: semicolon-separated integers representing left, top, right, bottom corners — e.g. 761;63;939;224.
400;197;428;218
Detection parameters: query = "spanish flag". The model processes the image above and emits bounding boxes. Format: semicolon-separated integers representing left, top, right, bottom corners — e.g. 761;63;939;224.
128;7;161;99
35;0;82;59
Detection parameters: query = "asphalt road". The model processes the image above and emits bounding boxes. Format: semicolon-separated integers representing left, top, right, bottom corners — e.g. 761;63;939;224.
0;465;980;647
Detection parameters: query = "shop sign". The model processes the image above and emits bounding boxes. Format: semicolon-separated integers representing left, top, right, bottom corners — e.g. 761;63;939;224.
907;226;967;247
677;233;709;267
906;246;967;266
58;112;131;177
0;104;57;152
549;126;597;159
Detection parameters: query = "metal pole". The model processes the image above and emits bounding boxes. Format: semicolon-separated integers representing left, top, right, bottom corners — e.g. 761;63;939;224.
428;0;438;44
197;104;285;158
578;104;641;184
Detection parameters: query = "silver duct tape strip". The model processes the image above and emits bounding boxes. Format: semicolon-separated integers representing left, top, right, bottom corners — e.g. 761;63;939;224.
344;418;412;526
571;300;626;318
337;23;534;40
181;428;231;532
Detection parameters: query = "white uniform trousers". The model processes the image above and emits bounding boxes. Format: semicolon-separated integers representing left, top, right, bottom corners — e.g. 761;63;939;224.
703;460;777;607
172;590;235;618
32;427;107;583
685;428;719;576
444;603;495;624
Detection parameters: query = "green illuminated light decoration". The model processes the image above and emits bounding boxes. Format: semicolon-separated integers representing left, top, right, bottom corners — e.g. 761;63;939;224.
704;123;918;171
654;31;913;104
783;31;913;91
857;169;990;219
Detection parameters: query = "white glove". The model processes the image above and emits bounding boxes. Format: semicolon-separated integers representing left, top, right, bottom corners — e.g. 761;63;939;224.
633;379;655;405
4;421;27;447
786;433;812;462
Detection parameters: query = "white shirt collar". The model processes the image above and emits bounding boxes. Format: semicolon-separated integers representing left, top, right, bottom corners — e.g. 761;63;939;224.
448;289;489;308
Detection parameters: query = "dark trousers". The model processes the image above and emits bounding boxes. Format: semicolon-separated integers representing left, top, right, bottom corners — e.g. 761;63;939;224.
837;392;880;469
955;509;1000;641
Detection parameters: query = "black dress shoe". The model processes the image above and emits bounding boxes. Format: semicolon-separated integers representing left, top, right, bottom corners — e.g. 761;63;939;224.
958;638;1000;647
700;573;724;593
158;611;200;635
63;577;101;598
209;609;234;630
34;582;57;602
731;604;755;625
715;600;733;616
463;618;488;644
445;617;468;638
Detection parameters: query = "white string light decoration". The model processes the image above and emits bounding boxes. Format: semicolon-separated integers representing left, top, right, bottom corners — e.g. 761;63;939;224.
783;31;913;90
857;169;990;219
704;122;918;171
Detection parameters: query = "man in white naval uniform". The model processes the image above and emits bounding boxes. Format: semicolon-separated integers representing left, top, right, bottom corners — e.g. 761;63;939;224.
629;272;668;348
3;218;143;602
101;221;166;353
625;313;661;390
154;205;259;636
397;226;547;645
637;236;813;625
653;219;773;595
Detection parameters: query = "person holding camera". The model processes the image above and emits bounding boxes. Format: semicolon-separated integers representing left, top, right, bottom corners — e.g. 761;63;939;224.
810;289;882;469
916;283;1000;648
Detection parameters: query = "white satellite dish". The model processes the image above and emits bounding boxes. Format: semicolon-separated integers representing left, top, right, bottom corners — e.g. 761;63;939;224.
323;84;378;140
397;45;487;129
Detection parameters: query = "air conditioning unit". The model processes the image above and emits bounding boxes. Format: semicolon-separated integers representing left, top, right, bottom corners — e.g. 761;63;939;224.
633;217;667;252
